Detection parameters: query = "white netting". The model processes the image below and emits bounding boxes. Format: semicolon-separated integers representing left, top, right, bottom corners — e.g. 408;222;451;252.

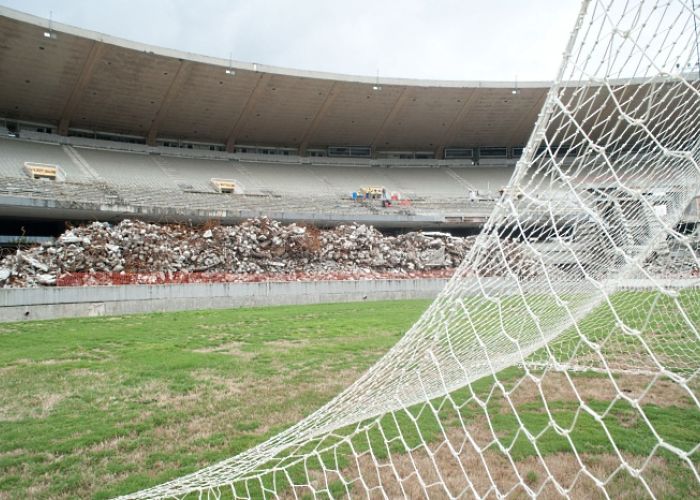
119;0;700;498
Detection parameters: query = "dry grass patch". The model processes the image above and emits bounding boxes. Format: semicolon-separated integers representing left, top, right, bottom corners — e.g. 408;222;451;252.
89;435;127;454
131;379;205;409
0;390;68;422
191;369;251;397
265;339;310;350
507;371;694;410
303;425;686;499
192;341;253;358
8;357;76;366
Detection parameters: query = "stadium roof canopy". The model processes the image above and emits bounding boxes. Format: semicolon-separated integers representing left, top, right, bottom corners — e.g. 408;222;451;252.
0;6;554;153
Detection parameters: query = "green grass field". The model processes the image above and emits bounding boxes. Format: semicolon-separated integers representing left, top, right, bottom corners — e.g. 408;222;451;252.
0;297;698;499
0;300;429;499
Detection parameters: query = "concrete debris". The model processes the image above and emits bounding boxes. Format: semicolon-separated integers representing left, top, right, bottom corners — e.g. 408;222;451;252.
36;274;57;286
0;218;517;288
20;254;50;273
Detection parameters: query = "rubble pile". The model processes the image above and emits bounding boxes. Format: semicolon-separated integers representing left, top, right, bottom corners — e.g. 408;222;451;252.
0;218;478;287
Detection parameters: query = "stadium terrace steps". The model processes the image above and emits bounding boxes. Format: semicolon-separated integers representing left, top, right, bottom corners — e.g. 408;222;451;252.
75;148;181;190
0;177;121;205
61;145;101;179
147;155;251;193
0;136;526;227
444;167;477;192
0;137;94;180
0;176;426;216
150;155;192;191
231;162;328;194
6;137;698;227
3;135;516;196
381;168;472;196
449;166;515;192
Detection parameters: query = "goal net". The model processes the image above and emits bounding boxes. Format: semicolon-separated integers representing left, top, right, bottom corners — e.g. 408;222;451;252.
120;0;700;497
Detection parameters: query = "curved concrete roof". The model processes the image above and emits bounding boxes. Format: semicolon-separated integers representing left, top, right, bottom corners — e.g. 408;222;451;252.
0;6;554;152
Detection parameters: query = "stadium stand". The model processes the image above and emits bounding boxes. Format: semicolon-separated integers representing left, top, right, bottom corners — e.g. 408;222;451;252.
2;135;512;198
227;162;329;194
0;137;94;180
0;176;120;205
449;166;515;193
380;167;474;197
75;148;181;189
2;134;697;231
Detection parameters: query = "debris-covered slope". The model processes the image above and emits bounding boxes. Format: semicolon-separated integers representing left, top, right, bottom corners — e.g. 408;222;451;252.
0;218;475;287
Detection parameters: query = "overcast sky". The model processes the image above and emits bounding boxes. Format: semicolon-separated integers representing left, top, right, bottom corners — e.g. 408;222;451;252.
1;0;581;81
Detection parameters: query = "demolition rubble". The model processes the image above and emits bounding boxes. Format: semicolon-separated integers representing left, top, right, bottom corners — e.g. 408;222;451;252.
0;218;478;287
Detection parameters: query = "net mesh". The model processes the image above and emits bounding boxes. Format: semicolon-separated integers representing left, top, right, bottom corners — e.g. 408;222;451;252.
119;0;700;497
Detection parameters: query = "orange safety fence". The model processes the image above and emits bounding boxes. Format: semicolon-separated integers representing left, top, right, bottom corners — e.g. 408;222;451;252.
55;268;457;287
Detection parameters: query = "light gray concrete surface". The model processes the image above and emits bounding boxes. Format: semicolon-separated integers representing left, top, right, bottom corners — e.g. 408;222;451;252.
0;194;480;230
0;279;448;323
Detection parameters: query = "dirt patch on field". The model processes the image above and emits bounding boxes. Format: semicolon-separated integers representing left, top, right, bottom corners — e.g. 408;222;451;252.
192;341;253;359
0;366;115;421
506;371;695;410
39;392;64;413
191;369;251;397
70;367;110;379
293;367;361;392
152;416;220;444
0;391;67;422
192;337;313;359
284;422;685;499
0;364;17;376
8;357;79;366
102;365;365;473
251;367;363;434
6;348;112;367
0;448;26;459
265;339;310;350
88;435;127;454
197;324;241;332
132;380;205;409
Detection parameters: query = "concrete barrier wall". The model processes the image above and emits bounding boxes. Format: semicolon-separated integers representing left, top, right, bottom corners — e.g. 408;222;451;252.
0;279;448;323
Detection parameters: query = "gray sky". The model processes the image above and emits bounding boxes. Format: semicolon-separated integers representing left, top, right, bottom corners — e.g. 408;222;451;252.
1;0;581;81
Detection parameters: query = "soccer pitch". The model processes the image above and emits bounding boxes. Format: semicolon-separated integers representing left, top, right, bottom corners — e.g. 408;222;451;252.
0;297;698;499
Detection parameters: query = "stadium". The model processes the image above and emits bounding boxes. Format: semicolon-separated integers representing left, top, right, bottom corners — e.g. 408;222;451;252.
1;1;700;499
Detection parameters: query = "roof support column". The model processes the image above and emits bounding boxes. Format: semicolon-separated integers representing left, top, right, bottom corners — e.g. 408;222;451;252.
435;88;478;155
506;91;547;150
146;61;192;146
58;41;105;136
298;82;338;155
225;72;272;152
370;86;410;153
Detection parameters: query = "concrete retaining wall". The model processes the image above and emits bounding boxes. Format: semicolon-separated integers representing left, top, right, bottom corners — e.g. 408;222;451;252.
0;279;448;323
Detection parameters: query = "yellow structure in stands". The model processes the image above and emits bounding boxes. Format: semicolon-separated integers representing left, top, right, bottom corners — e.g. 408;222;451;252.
23;162;62;181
